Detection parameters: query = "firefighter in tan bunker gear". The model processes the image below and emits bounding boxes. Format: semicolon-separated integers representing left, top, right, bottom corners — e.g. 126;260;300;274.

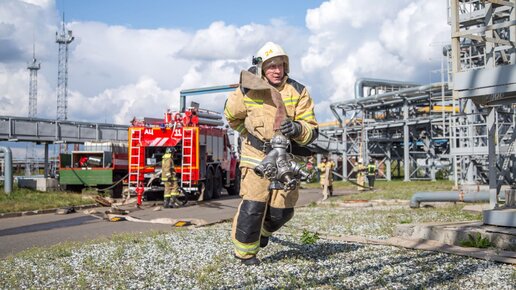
353;160;367;191
162;147;180;208
224;42;318;265
318;156;335;200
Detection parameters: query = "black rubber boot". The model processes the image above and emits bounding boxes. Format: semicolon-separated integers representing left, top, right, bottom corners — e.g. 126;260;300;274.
163;197;171;208
235;255;261;266
171;196;181;208
260;236;269;248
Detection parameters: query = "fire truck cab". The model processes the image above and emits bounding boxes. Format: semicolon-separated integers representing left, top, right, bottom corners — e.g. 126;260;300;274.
128;107;240;201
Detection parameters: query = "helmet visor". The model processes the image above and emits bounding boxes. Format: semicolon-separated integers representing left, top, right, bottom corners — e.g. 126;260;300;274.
262;56;285;70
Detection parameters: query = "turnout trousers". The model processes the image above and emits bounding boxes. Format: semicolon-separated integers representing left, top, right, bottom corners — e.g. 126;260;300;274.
231;167;299;259
163;178;179;198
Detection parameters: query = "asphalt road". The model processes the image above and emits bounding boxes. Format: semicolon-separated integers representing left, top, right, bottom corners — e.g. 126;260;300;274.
0;188;324;258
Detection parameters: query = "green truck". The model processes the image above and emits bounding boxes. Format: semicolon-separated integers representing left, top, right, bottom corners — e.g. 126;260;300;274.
59;142;128;197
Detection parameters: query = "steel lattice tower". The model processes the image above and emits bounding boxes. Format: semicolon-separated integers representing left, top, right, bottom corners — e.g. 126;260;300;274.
26;43;41;176
27;43;40;118
55;16;74;120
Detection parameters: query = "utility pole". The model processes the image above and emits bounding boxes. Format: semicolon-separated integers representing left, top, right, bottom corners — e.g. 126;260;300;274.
55;13;74;121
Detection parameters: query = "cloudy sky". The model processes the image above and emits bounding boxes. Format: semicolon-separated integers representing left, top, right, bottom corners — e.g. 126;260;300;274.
0;0;451;127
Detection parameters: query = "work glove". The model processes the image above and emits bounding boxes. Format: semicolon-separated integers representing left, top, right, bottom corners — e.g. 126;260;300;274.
280;119;302;138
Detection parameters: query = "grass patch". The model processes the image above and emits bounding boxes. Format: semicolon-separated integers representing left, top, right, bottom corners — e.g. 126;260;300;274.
195;253;227;288
0;186;94;213
460;232;493;249
304;179;455;201
300;229;320;245
338;179;455;201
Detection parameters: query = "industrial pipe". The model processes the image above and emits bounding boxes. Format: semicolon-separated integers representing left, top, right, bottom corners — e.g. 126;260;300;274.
0;146;13;194
329;103;343;125
344;82;447;107
197;117;224;127
196;111;223;120
354;78;420;99
410;191;489;208
331;78;423;126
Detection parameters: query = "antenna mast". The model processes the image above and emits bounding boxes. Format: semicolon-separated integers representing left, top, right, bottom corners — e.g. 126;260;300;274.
55;13;74;120
27;42;40;118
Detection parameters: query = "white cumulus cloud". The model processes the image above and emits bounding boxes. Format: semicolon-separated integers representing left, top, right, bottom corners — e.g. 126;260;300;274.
302;0;450;121
0;0;451;127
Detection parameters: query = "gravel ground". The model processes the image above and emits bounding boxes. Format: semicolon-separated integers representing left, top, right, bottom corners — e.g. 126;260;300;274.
282;203;483;240
0;205;514;289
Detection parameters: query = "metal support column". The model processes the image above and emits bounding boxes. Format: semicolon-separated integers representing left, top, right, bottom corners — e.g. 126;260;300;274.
44;143;49;178
386;143;392;181
342;129;347;178
487;107;497;209
430;141;436;181
403;100;410;181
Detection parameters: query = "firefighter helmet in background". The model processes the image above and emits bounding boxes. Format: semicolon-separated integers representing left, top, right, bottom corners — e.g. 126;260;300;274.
255;41;290;74
165;147;175;154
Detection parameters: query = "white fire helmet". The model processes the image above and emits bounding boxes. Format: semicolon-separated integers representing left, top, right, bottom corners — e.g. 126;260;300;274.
255;41;289;74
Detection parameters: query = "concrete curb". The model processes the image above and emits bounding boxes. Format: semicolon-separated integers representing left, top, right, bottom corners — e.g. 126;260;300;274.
394;221;516;252
305;232;516;264
0;204;99;219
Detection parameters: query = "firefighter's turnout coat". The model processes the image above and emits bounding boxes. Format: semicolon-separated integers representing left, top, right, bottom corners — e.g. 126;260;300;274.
161;153;179;197
224;75;318;259
317;161;336;187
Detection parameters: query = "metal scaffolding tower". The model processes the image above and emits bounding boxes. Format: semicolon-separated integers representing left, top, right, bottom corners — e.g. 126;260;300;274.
322;79;453;182
449;0;516;227
55;15;74;121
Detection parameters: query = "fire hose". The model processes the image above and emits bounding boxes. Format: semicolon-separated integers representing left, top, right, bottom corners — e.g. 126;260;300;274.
96;173;129;191
331;171;371;189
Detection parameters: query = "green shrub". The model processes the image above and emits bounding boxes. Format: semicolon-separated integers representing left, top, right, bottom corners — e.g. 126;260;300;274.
300;229;320;245
460;232;493;248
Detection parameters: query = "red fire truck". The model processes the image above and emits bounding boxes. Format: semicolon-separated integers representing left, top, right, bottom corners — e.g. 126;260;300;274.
127;107;240;201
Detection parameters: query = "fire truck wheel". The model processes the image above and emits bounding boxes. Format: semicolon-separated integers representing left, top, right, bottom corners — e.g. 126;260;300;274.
202;167;215;201
176;188;189;206
212;167;223;199
111;175;123;198
226;166;241;196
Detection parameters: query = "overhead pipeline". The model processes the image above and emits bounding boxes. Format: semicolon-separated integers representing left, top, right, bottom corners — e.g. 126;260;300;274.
410;191;489;208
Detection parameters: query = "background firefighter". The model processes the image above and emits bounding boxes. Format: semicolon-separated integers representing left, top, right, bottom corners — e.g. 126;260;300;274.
224;41;318;266
353;160;367;191
317;156;335;200
162;147;180;208
367;159;378;189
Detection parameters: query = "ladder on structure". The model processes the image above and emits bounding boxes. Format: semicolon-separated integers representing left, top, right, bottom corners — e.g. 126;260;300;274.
129;129;142;191
181;127;194;190
497;132;516;187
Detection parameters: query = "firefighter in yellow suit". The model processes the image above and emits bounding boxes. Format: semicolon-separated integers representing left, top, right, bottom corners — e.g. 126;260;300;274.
353;159;367;191
224;42;318;266
317;156;335;200
162;147;180;208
